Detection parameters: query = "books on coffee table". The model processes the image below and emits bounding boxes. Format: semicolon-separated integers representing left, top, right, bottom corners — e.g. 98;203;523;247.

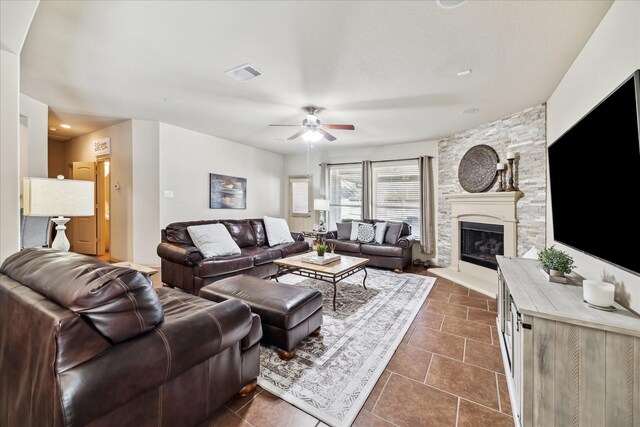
301;252;341;266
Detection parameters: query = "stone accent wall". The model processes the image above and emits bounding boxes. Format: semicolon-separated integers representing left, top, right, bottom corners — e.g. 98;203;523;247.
437;104;546;266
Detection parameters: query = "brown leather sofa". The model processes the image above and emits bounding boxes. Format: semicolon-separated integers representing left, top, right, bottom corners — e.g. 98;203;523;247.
157;218;309;294
0;248;261;427
325;220;415;272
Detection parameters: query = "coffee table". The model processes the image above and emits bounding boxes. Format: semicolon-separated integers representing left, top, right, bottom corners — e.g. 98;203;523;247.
273;253;369;311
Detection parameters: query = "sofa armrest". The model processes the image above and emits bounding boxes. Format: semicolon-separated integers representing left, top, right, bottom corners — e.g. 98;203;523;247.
157;242;203;266
291;232;305;242
397;235;416;249
325;230;337;240
58;295;254;425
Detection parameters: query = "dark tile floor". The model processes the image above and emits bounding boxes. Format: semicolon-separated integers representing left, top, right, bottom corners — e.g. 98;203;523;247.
196;267;513;426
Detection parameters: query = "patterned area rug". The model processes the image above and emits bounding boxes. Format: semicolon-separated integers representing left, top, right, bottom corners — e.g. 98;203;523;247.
258;268;435;427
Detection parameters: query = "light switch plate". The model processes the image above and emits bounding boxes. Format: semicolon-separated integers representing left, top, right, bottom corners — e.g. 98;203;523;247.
163;190;174;198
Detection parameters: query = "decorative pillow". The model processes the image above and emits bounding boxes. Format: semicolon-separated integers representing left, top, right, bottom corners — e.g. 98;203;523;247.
384;223;403;245
336;222;352;240
350;221;365;241
374;222;388;244
263;216;295;246
357;223;375;243
187;224;241;258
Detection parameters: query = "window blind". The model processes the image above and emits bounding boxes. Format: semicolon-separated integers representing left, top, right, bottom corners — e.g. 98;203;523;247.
328;164;362;230
372;160;421;237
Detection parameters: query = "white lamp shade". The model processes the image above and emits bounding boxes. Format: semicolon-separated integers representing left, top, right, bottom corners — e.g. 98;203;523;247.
23;177;95;217
314;199;330;211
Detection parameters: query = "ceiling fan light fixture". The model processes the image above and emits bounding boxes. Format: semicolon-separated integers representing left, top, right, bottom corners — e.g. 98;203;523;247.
303;130;322;143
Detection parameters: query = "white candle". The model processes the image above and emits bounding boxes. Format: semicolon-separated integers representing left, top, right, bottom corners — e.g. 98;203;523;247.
506;152;515;160
583;280;615;308
496;163;505;170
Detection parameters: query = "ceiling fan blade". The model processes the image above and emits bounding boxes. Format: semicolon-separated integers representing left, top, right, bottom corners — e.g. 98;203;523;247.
287;129;307;140
318;128;337;142
323;124;355;130
269;124;301;127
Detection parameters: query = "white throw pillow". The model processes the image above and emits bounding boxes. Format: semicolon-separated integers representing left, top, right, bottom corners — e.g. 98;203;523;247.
187;224;241;258
350;221;365;241
374;222;388;244
263;216;295;247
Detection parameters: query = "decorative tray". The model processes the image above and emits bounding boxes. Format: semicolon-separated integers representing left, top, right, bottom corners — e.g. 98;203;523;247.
301;253;341;265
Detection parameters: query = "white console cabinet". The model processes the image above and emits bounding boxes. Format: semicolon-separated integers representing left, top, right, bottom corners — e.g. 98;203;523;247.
496;256;640;427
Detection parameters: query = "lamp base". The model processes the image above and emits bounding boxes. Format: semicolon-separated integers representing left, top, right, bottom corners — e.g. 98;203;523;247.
51;216;71;251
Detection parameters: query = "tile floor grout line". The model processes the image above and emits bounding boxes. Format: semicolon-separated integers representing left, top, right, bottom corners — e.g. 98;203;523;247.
455;397;461;427
495;371;502;413
459;397;512;417
423;352;434;384
463;338;467;362
370;370;394;414
228;389;263;414
366;409;402;427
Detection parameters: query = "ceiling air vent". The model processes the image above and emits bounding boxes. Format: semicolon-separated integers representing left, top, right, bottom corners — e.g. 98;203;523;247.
225;64;263;82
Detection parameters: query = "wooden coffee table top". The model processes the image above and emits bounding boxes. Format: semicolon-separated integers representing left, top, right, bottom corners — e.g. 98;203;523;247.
274;253;368;276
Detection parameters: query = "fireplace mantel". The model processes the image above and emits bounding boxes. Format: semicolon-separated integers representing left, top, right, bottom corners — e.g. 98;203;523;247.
435;191;524;296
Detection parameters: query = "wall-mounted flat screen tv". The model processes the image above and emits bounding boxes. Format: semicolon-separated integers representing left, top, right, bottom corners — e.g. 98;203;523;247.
548;70;640;275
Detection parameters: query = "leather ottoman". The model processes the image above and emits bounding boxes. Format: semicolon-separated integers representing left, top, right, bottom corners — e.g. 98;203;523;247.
200;274;323;360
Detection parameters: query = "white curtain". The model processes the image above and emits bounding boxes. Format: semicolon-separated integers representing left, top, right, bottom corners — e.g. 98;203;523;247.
419;156;435;254
362;160;372;219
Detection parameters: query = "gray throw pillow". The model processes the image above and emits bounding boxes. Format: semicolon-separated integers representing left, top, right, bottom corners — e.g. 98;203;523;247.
374;222;388;244
336;222;352;240
357;223;375;243
384;223;403;245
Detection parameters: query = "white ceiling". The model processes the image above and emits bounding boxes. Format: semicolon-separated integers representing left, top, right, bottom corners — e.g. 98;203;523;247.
21;1;612;154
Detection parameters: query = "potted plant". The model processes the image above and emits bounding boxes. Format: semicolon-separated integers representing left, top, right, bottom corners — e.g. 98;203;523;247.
538;246;575;283
316;243;327;257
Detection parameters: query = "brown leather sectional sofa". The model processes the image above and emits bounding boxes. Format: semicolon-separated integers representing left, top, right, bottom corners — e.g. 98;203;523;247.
157;218;310;294
325;220;415;272
0;249;261;427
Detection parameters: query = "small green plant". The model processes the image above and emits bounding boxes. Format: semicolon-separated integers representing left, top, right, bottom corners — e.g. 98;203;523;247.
538;246;575;274
316;243;327;257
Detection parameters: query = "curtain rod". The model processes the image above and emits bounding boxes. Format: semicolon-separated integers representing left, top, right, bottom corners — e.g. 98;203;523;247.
319;156;433;167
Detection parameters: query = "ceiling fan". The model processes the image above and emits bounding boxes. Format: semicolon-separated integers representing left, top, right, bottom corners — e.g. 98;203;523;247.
269;106;355;142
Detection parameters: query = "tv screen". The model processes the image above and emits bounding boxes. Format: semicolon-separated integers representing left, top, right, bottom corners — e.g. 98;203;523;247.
548;70;640;275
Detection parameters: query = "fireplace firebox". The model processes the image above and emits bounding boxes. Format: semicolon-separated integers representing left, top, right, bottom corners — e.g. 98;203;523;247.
460;221;504;270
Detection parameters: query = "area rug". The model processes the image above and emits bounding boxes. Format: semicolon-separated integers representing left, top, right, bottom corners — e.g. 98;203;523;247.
258;268;435;427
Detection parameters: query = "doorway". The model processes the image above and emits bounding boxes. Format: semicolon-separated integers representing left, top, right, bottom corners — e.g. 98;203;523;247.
69;158;110;258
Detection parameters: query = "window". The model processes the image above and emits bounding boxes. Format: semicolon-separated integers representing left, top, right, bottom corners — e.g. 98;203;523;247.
289;175;311;217
328;164;362;230
372;160;420;236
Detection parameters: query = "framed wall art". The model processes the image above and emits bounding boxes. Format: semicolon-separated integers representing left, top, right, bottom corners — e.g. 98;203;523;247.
209;173;247;209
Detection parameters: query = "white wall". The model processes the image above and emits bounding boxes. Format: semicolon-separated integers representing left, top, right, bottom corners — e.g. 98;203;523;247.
283;140;439;260
0;0;39;262
132;120;160;265
159;123;284;227
20;93;49;182
65;120;134;262
547;0;640;312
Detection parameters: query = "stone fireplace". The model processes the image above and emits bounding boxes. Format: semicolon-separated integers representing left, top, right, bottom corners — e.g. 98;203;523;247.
441;192;523;294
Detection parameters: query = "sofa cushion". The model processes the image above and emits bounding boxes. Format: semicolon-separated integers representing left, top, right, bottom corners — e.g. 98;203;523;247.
263;216;295;246
166;219;220;245
385;222;403;245
273;241;310;258
328;239;361;253
249;219;268;246
360;243;404;257
187;224;241;257
0;248;163;343
240;246;282;265
336;222;352;240
196;255;254;278
374;222;388;244
223;221;257;248
356;223;375;243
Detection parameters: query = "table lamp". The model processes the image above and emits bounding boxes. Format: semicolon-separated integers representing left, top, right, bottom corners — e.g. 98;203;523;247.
314;199;330;231
22;176;95;251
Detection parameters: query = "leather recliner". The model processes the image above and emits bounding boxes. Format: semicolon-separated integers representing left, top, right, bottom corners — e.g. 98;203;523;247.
157;218;309;295
0;249;262;427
